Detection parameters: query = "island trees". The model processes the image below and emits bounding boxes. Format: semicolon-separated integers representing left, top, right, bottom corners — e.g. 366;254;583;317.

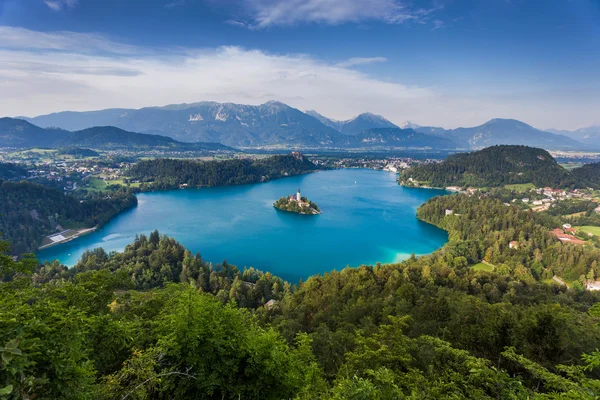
273;190;320;215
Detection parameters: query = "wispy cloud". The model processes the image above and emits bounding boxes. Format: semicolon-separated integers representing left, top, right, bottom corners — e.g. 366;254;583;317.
1;27;597;130
335;57;388;68
228;0;441;29
165;0;186;8
0;26;140;55
432;19;444;29
43;0;78;11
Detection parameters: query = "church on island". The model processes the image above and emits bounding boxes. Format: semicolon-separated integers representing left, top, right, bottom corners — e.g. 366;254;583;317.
291;189;302;203
273;188;321;215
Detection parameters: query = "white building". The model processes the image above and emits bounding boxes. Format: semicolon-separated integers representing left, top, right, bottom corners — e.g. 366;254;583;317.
296;189;302;202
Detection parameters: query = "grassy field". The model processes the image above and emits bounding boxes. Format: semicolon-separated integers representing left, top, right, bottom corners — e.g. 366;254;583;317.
575;226;600;237
560;163;585;171
4;148;100;162
105;178;141;188
470;262;494;272
85;176;141;191
566;211;588;218
85;177;109;191
504;183;536;192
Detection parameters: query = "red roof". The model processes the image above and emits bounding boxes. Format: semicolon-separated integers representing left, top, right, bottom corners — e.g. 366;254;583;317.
553;229;586;245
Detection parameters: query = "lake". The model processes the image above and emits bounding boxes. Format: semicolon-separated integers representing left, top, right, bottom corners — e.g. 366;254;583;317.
37;169;448;281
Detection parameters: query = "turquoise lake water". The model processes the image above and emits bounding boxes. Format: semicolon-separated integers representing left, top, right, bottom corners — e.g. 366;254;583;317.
37;169;448;281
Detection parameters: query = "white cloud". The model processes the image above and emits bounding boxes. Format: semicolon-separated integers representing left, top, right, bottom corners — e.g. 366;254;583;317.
335;57;388;68
43;0;78;11
0;27;433;121
0;27;597;130
231;0;438;28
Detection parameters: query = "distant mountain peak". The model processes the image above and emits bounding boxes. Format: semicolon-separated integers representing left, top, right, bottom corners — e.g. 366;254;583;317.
399;121;421;129
484;118;532;128
305;110;341;123
339;112;398;135
261;100;288;109
349;112;388;122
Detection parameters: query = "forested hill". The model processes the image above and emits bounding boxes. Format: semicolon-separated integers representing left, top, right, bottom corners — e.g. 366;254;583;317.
417;193;600;281
3;226;600;398
128;153;319;190
400;145;575;188
66;126;234;151
0;163;28;180
0;118;234;151
0;180;137;254
572;162;600;188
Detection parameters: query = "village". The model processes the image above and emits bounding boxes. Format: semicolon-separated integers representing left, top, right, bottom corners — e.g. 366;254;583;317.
310;155;438;172
444;185;600;291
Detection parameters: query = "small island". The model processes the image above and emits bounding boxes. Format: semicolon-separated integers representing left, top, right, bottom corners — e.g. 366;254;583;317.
274;189;321;215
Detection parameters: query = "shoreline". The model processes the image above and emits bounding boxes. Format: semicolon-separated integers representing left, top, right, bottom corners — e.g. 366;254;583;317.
37;170;448;269
38;227;98;250
399;181;446;190
273;206;322;215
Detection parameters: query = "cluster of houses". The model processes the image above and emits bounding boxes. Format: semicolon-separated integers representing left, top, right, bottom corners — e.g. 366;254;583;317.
20;160;134;192
518;188;600;212
312;156;425;172
445;186;479;195
552;224;587;246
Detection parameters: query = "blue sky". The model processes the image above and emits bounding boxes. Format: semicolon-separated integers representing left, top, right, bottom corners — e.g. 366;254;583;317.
0;0;599;129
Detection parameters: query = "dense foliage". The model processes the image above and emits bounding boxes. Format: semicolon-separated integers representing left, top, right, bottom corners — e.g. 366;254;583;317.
417;193;600;282
546;199;598;217
400;145;576;188
37;231;289;308
3;148;600;398
0;164;27;181
2;227;600;398
128;154;319;190
572;162;600;188
273;195;320;214
268;261;600;397
0;180;136;254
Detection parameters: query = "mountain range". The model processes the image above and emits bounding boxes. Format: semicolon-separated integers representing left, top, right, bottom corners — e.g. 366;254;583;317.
0;118;233;151
13;101;594;150
546;126;600;147
414;118;584;150
305;110;398;135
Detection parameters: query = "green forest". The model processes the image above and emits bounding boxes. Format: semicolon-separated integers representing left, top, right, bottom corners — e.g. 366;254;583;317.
400;145;582;188
2;225;600;399
128;154;319;190
571;162;600;188
418;194;600;282
56;148;100;157
0;164;27;181
4;148;600;398
0;180;137;254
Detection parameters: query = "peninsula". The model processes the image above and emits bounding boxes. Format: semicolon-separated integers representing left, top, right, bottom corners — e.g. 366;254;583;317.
273;189;321;215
